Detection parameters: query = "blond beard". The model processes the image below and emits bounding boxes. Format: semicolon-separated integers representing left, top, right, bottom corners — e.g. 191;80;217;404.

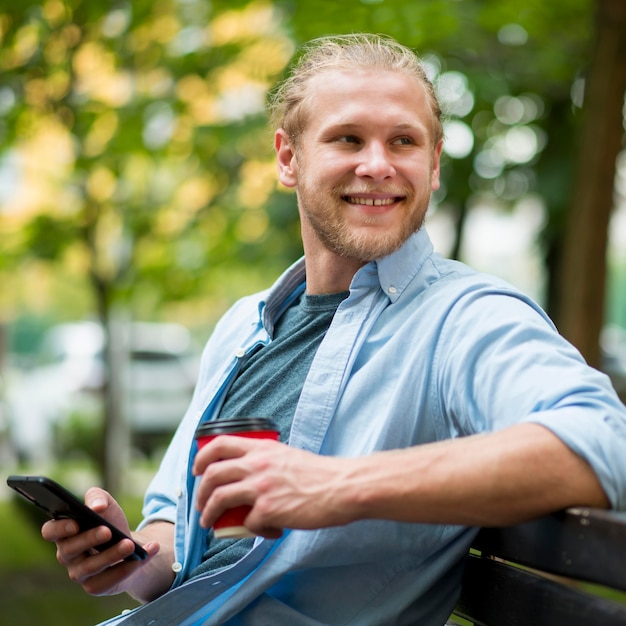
298;184;429;262
304;209;425;261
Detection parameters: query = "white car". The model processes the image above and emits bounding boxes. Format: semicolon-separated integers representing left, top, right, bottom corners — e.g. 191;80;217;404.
6;321;199;463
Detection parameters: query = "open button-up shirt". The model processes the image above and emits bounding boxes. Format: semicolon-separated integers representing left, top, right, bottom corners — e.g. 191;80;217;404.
102;228;626;626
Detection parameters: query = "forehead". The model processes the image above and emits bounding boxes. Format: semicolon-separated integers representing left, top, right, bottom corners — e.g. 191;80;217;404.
301;68;432;132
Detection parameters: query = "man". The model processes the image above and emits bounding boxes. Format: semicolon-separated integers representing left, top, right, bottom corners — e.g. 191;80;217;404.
43;33;626;625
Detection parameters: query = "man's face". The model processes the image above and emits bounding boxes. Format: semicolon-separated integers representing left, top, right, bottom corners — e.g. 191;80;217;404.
276;68;442;263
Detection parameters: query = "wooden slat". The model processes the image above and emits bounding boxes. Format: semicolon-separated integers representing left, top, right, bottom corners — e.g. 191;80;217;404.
471;508;626;592
455;554;626;626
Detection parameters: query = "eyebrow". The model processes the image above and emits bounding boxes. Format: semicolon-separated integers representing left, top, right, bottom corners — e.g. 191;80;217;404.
320;121;431;143
327;121;423;129
323;121;429;134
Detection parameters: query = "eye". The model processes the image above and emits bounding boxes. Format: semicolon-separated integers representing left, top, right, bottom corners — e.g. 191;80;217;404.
392;136;414;146
337;135;360;144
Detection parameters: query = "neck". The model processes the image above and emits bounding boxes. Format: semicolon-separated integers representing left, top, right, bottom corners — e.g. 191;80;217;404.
304;252;364;295
299;217;366;295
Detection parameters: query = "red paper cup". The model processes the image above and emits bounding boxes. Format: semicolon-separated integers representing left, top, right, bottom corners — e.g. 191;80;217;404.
194;417;279;539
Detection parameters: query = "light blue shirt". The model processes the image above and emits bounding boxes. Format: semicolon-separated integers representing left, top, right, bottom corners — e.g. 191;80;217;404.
101;228;626;626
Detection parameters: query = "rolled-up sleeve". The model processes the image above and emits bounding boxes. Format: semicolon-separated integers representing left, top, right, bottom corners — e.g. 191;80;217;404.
438;285;626;510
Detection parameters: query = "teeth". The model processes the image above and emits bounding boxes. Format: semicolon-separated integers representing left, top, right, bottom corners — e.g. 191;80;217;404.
347;196;396;206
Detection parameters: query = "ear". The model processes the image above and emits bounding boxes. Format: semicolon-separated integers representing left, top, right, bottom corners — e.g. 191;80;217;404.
275;129;298;188
430;140;443;191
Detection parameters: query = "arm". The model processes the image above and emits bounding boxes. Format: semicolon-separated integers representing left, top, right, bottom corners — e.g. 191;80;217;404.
193;423;609;537
42;487;175;602
348;422;609;526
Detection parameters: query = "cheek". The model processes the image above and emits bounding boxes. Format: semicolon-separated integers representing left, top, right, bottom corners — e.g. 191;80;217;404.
308;150;352;177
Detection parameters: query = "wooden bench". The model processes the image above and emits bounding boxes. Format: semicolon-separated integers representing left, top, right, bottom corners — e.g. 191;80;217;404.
451;507;626;625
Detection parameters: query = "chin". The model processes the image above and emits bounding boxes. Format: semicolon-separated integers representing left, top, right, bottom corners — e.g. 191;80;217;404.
334;232;409;262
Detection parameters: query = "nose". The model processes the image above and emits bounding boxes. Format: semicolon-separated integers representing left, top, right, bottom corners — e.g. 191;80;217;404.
354;141;396;180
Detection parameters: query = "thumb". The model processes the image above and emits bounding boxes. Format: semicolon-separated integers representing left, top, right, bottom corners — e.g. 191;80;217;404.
84;487;112;512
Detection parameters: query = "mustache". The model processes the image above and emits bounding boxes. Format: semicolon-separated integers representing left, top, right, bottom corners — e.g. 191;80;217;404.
333;185;411;197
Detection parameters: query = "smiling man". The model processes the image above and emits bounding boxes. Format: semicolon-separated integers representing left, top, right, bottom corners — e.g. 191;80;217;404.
43;34;626;626
278;67;441;258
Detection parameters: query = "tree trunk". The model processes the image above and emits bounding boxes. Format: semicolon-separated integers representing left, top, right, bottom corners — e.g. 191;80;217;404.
555;0;626;368
450;200;469;262
103;310;131;497
90;275;130;496
85;198;130;496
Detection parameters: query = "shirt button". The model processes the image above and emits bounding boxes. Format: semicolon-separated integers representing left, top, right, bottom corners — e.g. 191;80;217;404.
388;286;398;294
235;347;245;358
172;562;183;573
175;487;182;498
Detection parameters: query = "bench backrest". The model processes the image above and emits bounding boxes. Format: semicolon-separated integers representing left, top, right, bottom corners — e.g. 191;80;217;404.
453;508;626;626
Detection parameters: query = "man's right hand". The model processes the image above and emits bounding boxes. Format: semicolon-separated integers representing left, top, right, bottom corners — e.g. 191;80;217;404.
41;487;174;602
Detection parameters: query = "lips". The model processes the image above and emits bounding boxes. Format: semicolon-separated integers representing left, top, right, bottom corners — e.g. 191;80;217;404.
344;195;403;206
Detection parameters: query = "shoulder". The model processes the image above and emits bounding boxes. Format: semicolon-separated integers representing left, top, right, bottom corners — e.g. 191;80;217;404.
415;253;554;329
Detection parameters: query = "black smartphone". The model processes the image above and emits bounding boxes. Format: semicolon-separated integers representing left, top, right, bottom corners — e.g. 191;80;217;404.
6;475;148;562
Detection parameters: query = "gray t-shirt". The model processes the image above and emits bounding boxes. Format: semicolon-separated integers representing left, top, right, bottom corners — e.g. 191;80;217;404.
189;290;348;579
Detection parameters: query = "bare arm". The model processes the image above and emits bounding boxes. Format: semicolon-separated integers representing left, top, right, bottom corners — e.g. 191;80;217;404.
193;423;609;537
42;488;176;603
349;422;609;526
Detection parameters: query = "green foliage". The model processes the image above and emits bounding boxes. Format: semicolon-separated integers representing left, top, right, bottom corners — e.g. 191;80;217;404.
24;214;80;260
53;407;102;460
275;0;601;311
0;496;54;569
0;0;301;323
0;0;612;325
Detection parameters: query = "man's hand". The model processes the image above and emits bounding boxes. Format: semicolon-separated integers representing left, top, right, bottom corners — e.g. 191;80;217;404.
193;437;358;537
41;487;173;602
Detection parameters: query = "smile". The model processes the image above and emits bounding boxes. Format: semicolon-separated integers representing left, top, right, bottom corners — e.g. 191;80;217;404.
345;196;399;206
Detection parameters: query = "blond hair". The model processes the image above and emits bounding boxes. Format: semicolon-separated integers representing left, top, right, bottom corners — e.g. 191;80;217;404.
268;33;443;147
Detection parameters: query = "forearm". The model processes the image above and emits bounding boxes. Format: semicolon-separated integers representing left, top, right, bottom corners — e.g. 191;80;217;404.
343;423;609;527
128;521;176;603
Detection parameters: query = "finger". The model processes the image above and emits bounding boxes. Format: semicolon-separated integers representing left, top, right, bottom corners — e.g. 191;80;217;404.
69;538;139;579
198;481;257;529
79;560;137;596
83;488;131;535
71;540;159;596
56;525;116;564
84;487;111;512
195;457;249;509
42;518;79;542
192;435;253;475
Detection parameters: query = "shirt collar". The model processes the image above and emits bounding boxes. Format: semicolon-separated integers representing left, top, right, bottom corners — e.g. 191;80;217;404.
261;257;307;333
261;228;435;326
353;228;435;303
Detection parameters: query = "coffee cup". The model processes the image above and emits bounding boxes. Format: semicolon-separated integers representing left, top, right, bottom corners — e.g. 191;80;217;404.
194;417;279;539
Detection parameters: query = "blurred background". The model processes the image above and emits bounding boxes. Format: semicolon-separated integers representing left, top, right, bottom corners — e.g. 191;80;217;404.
0;0;625;623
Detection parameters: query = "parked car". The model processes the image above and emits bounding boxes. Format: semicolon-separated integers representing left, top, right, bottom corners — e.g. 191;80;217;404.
6;321;199;463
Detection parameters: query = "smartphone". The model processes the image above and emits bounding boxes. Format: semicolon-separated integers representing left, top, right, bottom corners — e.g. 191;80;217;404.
6;475;148;562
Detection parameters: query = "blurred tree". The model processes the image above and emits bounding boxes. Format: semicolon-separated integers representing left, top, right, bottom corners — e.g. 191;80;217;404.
0;0;298;491
555;0;626;367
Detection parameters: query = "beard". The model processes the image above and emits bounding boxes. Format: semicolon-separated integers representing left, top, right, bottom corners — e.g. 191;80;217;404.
297;180;430;263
